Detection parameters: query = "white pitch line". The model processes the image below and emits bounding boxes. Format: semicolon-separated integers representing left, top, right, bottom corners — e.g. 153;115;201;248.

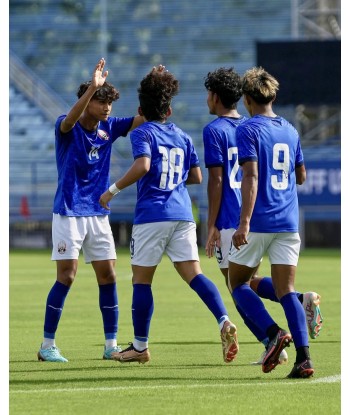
10;374;341;394
311;375;341;383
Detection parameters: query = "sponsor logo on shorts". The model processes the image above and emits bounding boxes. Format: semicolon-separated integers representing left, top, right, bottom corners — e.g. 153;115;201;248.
215;246;223;264
57;240;67;254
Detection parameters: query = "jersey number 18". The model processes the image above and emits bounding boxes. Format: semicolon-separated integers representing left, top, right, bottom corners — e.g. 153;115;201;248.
159;146;184;190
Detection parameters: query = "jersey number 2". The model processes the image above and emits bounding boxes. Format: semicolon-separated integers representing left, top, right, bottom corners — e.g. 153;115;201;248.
228;147;241;189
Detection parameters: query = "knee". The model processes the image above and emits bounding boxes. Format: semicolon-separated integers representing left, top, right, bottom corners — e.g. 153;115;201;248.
249;275;263;293
98;270;116;285
275;286;294;300
230;280;250;293
57;270;76;287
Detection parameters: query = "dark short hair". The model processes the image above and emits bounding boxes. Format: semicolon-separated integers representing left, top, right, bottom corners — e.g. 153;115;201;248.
138;69;179;121
76;81;119;102
204;67;242;109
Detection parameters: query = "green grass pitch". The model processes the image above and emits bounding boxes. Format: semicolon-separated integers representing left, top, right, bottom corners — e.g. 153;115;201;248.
9;248;341;414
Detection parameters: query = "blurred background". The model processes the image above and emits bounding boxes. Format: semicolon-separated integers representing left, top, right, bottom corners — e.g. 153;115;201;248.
9;0;341;249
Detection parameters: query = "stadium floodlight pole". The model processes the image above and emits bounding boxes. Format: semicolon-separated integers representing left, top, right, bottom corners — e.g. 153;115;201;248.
100;0;108;61
290;0;299;39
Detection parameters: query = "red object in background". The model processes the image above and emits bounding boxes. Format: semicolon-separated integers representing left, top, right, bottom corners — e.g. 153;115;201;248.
20;196;31;218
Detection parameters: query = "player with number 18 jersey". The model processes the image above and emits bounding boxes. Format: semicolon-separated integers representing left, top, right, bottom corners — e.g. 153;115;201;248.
98;66;239;365
131;121;200;224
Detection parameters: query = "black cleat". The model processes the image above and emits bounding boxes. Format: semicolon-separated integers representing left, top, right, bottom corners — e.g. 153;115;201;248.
287;359;314;378
262;329;293;373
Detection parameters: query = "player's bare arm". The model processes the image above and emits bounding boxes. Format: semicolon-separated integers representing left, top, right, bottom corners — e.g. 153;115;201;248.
186;166;202;185
205;166;223;257
60;58;109;134
296;164;306;185
232;161;257;250
129;115;145;131
99;157;151;209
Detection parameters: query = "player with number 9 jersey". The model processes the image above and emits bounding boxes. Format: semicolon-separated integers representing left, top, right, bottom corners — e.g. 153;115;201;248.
236;115;304;233
229;66;314;379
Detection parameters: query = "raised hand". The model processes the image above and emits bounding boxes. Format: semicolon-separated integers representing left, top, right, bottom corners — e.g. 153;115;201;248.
152;64;167;74
92;58;109;88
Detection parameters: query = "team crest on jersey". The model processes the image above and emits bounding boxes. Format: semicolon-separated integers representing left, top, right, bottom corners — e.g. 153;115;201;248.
97;129;110;141
57;240;67;254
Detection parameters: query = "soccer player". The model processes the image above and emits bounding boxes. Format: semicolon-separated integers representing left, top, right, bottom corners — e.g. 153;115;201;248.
202;67;323;366
228;66;314;378
99;65;239;364
37;58;147;362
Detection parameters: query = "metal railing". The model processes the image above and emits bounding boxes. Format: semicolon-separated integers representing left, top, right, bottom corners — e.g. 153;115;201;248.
9;50;69;123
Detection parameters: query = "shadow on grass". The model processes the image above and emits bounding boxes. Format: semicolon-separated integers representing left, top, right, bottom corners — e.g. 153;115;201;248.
10;370;268;388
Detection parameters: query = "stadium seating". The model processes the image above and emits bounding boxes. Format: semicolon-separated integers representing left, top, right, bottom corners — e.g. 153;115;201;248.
9;0;340;247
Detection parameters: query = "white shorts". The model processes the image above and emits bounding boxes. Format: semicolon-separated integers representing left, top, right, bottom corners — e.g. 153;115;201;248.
228;232;301;268
130;221;199;266
51;214;117;263
214;228;235;269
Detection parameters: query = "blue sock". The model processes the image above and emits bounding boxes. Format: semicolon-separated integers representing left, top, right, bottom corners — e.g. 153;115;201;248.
280;292;309;348
189;274;228;323
132;284;154;341
235;303;266;342
232;284;275;334
257;277;302;303
256;277;279;302
43;281;70;337
99;283;118;340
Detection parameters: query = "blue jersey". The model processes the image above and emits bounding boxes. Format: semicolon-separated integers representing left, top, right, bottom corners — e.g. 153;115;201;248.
130;121;200;224
236;115;304;233
203;116;247;230
53;115;133;216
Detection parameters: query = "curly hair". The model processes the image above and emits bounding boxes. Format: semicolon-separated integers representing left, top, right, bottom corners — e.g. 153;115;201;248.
138;68;179;121
242;67;279;104
76;81;120;102
204;67;242;109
